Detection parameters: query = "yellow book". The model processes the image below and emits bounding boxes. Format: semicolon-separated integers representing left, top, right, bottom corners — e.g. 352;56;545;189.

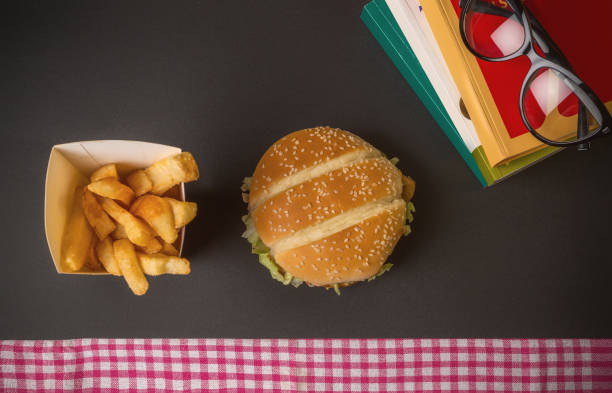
421;0;549;167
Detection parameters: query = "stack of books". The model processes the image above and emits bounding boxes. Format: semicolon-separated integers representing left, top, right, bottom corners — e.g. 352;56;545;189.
361;0;568;187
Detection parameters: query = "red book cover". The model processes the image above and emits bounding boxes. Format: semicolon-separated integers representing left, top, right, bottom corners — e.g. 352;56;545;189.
450;0;612;138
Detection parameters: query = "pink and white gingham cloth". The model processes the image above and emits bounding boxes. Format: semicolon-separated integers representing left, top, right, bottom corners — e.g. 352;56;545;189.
1;339;611;392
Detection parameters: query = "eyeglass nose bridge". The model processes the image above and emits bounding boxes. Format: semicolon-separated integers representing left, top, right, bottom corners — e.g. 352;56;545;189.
524;46;544;63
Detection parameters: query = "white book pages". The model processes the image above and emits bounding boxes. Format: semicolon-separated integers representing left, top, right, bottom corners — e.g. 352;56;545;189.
386;0;481;152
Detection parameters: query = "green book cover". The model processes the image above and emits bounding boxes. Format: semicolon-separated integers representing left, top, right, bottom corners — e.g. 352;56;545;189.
361;0;559;186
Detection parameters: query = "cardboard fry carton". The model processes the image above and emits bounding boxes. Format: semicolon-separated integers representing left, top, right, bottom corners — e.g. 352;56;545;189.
44;140;186;274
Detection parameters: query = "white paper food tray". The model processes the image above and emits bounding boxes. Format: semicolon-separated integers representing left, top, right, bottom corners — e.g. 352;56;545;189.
44;140;186;274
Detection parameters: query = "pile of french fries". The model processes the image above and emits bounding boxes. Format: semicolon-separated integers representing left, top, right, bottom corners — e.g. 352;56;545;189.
60;152;199;295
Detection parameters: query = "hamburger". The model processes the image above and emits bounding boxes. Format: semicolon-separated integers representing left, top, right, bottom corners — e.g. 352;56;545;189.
241;127;415;294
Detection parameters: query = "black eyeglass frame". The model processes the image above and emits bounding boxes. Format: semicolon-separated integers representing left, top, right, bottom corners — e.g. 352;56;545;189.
458;0;611;148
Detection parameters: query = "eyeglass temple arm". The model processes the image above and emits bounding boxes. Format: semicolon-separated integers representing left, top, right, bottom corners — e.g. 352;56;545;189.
577;103;591;151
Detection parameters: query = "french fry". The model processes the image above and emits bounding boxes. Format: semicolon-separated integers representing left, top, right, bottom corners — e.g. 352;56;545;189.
90;164;118;182
111;222;129;240
88;178;135;206
130;195;178;244
164;198;197;228
161;241;180;256
85;238;104;271
96;237;122;276
144;152;199;195
114;239;149;295
138;237;163;254
126;170;152;197
61;187;94;271
101;198;155;247
137;253;191;276
82;189;116;240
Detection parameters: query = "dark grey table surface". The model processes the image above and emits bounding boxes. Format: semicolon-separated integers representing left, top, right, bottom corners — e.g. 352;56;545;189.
2;1;611;339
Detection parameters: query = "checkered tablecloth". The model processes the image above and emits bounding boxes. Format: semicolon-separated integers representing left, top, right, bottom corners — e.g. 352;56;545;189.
1;339;611;392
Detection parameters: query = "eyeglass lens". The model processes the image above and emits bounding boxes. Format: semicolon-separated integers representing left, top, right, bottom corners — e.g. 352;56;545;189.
463;0;525;59
523;68;600;143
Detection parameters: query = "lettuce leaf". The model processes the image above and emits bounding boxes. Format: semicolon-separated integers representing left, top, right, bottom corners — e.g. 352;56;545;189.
241;177;252;192
403;201;415;236
406;201;415;223
257;253;285;283
241;177;252;202
367;263;393;282
242;214;303;288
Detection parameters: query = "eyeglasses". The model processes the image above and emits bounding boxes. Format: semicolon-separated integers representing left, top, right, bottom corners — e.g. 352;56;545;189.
458;0;611;151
